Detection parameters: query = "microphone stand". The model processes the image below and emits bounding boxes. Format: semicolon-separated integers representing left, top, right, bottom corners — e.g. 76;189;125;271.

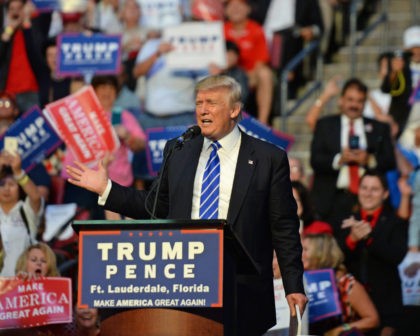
145;125;200;219
145;142;179;219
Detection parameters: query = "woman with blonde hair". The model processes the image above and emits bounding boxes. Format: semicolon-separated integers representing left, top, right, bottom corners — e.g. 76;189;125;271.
15;242;60;278
302;221;379;336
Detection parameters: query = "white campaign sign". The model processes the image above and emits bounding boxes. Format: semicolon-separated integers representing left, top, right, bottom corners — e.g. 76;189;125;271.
163;21;226;70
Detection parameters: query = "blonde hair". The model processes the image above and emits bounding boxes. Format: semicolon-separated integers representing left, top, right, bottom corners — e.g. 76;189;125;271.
15;243;60;277
304;234;346;271
195;75;243;109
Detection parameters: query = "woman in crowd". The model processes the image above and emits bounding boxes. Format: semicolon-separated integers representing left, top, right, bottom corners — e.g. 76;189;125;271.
302;221;379;336
63;305;101;336
338;171;408;336
0;151;44;277
61;74;147;220
15;242;59;277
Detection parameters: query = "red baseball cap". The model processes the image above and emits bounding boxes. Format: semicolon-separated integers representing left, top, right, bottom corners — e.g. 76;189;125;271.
303;221;333;236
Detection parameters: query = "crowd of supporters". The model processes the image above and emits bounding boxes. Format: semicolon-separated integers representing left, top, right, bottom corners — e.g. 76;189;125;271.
0;0;419;335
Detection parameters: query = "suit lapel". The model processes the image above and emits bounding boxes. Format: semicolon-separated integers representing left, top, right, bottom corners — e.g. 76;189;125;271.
227;133;256;227
172;136;203;218
333;116;342;153
363;118;375;149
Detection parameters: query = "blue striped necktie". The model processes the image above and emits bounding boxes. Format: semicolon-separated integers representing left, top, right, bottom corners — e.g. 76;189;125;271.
199;141;221;219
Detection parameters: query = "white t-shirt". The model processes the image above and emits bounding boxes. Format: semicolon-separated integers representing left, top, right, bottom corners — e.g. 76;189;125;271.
0;197;44;276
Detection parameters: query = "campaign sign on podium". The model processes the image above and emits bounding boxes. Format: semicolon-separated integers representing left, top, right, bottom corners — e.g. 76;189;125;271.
77;220;223;309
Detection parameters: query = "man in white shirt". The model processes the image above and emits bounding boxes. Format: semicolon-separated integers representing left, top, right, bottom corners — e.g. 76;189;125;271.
310;78;396;230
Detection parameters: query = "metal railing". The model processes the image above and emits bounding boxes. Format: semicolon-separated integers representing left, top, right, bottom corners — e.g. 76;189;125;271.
412;0;419;24
278;0;399;132
349;0;389;75
279;40;323;132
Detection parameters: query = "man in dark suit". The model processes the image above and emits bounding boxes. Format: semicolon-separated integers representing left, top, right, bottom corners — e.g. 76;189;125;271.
66;75;307;335
310;78;396;230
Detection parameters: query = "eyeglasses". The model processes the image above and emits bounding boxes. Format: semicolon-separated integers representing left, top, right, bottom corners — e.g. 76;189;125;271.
0;100;12;109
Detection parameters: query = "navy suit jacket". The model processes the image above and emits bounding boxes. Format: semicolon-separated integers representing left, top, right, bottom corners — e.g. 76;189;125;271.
105;130;304;334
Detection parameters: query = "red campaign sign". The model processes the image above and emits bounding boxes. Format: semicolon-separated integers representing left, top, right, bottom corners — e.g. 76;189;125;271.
0;277;72;329
43;86;119;165
191;0;224;21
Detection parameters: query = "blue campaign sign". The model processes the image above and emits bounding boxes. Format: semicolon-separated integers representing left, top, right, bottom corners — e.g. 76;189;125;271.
57;34;122;77
0;107;62;172
304;269;342;323
145;117;294;176
146;125;190;176
32;0;59;11
410;83;420;104
78;227;223;308
238;113;294;151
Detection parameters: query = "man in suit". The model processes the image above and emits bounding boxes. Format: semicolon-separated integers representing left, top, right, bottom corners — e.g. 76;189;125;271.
310;78;396;231
66;75;307;335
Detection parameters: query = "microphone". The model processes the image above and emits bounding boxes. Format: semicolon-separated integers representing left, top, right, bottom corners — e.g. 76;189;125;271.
145;125;201;219
176;125;201;148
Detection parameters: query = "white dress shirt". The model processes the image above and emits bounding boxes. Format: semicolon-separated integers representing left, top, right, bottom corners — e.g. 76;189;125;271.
334;115;368;189
99;127;242;220
191;127;241;220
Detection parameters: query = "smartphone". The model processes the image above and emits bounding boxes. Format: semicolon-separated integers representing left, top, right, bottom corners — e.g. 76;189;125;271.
349;135;359;150
4;136;18;155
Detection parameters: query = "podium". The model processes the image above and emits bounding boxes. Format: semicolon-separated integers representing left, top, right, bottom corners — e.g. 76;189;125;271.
72;219;258;336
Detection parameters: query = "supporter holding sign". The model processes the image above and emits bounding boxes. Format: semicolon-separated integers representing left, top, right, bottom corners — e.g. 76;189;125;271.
163;21;227;70
0;106;62;173
57;33;122;77
15;242;60;278
139;0;184;32
0;243;72;334
0;152;44;277
302;221;379;335
44;85;120;166
46;75;146;220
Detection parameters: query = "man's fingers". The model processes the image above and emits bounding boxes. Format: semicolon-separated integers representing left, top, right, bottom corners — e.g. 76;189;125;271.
73;161;88;171
66;166;82;179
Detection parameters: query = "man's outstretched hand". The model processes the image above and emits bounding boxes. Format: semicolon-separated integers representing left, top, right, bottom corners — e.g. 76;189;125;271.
66;158;109;196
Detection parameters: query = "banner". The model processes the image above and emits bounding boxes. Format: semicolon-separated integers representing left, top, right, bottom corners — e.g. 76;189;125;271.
32;0;59;11
163;21;226;70
78;226;223;309
238;113;294;151
145;115;294;176
191;0;224;21
0;107;62;172
304;269;342;323
0;277;72;329
410;82;420;105
44;86;119;165
146;125;188;176
57;33;122;77
139;0;182;30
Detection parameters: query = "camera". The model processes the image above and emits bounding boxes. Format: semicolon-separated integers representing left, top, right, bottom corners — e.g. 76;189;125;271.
349;135;360;150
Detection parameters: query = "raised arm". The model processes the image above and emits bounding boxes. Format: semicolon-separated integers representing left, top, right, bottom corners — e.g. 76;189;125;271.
6;152;41;213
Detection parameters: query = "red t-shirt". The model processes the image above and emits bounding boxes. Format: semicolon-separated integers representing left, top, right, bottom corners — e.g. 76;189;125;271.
5;29;39;94
224;19;270;71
